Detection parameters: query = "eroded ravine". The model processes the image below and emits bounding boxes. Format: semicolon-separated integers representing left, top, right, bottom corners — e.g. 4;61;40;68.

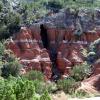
6;9;100;80
6;24;100;81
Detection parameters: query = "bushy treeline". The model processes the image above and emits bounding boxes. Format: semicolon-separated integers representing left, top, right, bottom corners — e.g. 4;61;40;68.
0;41;22;78
0;0;21;40
0;0;99;98
0;0;100;40
20;0;100;22
0;76;51;100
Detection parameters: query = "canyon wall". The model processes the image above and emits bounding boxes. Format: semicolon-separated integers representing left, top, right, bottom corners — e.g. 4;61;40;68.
6;9;100;80
6;26;100;80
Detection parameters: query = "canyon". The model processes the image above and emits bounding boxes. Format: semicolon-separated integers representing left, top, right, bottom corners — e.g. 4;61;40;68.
6;9;100;92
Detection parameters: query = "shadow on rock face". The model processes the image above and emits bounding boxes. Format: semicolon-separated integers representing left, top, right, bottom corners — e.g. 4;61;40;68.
40;24;49;49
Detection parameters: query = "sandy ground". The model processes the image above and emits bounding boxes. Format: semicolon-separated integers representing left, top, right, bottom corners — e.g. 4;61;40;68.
69;97;100;100
51;91;100;100
51;91;67;100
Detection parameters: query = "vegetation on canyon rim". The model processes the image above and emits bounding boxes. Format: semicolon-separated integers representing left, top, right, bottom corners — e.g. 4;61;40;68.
0;0;100;100
0;0;100;40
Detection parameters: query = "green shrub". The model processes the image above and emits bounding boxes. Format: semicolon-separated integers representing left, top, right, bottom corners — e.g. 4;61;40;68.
33;80;57;94
0;1;21;40
75;89;89;98
23;70;57;94
32;80;46;94
0;0;100;40
40;90;51;100
87;52;97;64
71;62;91;81
0;76;51;100
0;2;3;12
87;38;100;63
0;42;23;78
57;77;76;94
0;42;5;75
1;60;22;78
47;0;63;12
1;51;22;78
0;77;35;100
89;38;100;52
22;70;44;81
0;42;5;56
45;82;57;93
22;71;46;95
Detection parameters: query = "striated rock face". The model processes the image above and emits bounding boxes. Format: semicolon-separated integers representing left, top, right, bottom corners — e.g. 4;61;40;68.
78;49;100;93
7;27;52;80
79;74;100;93
6;9;100;80
7;26;100;80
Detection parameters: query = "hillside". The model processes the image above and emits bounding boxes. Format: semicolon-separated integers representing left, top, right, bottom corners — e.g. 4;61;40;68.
0;0;100;100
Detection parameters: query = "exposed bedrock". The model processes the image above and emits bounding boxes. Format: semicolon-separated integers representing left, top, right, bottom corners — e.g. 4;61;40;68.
6;9;100;80
6;25;100;80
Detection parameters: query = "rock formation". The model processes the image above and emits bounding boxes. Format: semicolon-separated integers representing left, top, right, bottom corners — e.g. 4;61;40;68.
6;9;100;80
78;74;100;94
6;27;52;80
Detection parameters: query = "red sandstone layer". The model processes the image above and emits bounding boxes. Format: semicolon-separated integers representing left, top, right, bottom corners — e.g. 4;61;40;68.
6;26;100;80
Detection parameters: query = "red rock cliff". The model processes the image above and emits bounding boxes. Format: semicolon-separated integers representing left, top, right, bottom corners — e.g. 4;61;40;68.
6;25;100;80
